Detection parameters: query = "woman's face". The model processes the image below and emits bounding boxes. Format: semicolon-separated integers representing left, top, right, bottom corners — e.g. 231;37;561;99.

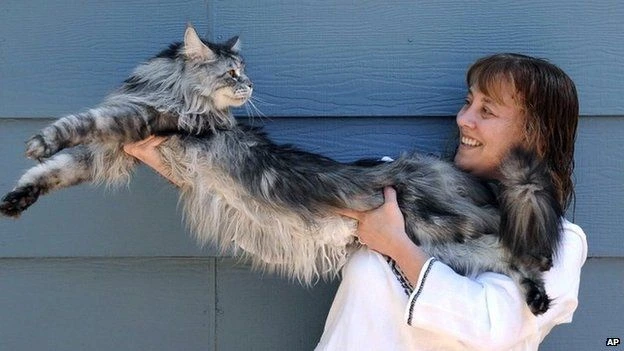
454;84;527;180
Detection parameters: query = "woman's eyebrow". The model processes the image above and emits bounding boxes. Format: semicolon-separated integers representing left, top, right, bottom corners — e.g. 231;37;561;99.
482;96;495;104
482;94;506;107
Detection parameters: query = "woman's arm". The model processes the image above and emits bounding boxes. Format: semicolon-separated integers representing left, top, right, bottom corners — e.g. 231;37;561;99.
336;186;430;284
123;135;182;187
338;188;588;349
405;224;585;349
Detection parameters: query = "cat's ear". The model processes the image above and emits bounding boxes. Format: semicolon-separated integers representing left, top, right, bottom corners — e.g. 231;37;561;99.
183;24;215;60
226;36;241;53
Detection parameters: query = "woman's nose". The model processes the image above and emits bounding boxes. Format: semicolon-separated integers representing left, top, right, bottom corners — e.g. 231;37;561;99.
456;106;477;129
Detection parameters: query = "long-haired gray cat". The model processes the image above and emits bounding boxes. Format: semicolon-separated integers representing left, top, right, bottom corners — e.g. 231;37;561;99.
1;24;561;315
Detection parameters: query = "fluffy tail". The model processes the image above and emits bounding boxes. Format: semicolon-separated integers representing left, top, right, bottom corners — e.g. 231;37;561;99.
497;147;563;270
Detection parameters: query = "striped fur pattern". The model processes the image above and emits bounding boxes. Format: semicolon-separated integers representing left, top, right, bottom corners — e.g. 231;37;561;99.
0;26;562;315
1;25;250;209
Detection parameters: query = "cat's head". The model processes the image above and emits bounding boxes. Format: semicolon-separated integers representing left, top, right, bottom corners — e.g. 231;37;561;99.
144;24;252;116
180;25;252;111
124;24;252;131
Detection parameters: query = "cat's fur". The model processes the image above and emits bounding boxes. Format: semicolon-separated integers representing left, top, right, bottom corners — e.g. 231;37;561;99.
0;25;562;315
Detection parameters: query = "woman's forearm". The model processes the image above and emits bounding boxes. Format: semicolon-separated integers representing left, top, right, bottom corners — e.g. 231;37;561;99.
387;237;430;285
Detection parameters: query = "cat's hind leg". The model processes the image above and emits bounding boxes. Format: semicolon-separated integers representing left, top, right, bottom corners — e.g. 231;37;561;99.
1;146;97;217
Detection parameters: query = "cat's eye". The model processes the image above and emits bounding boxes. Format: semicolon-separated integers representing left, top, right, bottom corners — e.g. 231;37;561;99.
228;69;239;78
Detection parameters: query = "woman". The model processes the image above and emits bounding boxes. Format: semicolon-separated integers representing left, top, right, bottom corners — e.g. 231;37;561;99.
315;53;587;350
124;53;587;350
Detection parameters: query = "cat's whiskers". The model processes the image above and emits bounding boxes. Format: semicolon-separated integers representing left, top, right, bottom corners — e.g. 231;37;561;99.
248;94;274;106
246;98;267;120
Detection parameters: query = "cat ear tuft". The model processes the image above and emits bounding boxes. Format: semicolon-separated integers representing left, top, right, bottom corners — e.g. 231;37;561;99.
226;36;242;53
183;24;215;60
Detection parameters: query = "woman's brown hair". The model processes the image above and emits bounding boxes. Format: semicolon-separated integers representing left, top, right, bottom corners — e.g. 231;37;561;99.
466;53;579;210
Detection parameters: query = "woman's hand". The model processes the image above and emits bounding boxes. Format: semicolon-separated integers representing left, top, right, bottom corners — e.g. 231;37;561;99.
123;135;181;186
336;187;410;256
337;187;430;284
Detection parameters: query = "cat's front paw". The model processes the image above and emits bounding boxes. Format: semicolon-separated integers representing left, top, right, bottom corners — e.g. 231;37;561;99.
0;185;41;217
25;135;56;160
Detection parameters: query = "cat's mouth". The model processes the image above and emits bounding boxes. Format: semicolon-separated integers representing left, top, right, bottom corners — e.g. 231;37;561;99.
228;87;253;105
213;87;252;109
227;94;250;106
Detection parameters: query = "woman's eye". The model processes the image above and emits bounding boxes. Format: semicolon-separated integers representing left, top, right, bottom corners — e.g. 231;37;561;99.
482;107;496;118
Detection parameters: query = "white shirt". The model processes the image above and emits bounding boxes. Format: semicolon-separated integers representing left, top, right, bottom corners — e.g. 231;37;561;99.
315;220;587;351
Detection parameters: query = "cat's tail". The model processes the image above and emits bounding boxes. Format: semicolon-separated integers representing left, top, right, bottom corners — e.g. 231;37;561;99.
497;147;563;271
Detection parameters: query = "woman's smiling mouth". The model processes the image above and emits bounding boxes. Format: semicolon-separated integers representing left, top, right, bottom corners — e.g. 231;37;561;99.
461;136;483;147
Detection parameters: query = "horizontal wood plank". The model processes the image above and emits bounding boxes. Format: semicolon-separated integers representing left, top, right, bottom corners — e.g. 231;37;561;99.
0;118;205;257
0;0;210;118
0;117;454;257
0;116;621;257
215;258;338;351
540;258;624;350
0;257;615;350
0;258;215;351
573;116;624;257
1;1;623;117
217;0;624;117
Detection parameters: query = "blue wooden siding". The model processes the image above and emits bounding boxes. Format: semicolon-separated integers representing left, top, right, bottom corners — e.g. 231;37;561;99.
0;117;622;257
0;258;216;351
1;1;623;350
2;1;624;117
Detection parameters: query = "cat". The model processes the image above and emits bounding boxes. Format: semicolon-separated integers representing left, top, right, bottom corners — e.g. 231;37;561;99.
0;24;561;315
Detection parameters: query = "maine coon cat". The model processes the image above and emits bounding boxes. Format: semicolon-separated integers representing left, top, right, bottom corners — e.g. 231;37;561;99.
0;24;562;315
